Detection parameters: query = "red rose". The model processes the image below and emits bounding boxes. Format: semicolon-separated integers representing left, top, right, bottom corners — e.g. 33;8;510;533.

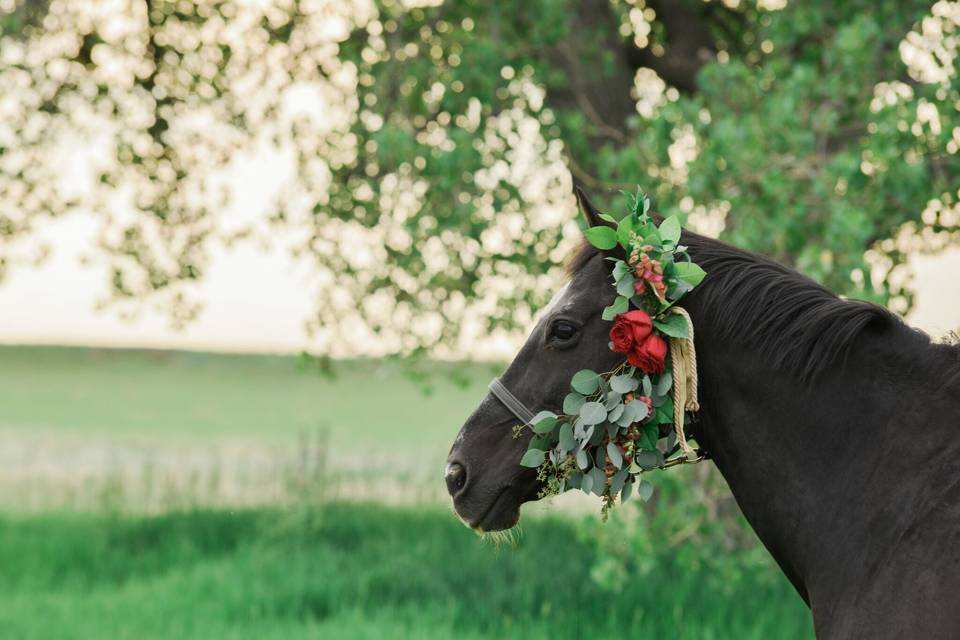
609;310;653;355
627;334;668;374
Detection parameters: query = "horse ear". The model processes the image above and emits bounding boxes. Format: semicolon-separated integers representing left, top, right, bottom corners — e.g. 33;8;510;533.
575;186;613;229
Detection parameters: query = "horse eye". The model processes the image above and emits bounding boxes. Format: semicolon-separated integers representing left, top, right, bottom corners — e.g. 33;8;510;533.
550;320;578;341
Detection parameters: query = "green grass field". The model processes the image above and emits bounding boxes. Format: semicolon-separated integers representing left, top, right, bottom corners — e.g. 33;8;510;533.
0;346;813;638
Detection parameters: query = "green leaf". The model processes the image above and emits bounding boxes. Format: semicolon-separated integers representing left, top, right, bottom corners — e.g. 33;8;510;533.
610;374;639;394
601;296;629;321
616;216;635;250
668;279;694;299
630;399;649;422
659;215;681;245
653;314;688;338
638;480;654;502
603;391;622;409
531;410;557;425
635;450;663;469
529;434;552;451
612;260;629;282
637;424;656;450
674;262;707;287
654;372;673;396
584;226;617;250
579;401;607;425
616;274;636;297
607;442;623;468
621;479;634;503
519;449;545;468
607;404;624;422
576;449;589;470
610;468;629;495
532;416;558;434
563;392;585;414
581;470;594;494
616;401;637;427
559;422;575;451
571;370;601;394
588;467;606;496
598;213;618;224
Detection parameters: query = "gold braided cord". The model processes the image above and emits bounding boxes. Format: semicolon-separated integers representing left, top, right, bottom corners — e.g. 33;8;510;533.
668;307;699;455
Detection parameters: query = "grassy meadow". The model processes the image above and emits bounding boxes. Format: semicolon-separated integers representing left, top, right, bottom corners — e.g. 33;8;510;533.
0;346;813;638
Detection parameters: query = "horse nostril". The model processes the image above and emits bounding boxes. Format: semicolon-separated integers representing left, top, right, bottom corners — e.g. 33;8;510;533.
445;461;467;496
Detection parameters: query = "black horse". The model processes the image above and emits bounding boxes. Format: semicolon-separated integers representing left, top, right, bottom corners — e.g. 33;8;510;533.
445;190;960;638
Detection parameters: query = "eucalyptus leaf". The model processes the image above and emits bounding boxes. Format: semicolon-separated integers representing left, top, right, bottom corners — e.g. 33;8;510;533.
607;443;623;468
595;447;607;468
530;410;557;425
589;467;607;496
610;374;639;394
519;449;545;468
628;399;649;423
621;479;634;503
582;424;596;447
563;392;586;415
638;480;654;502
579;401;607;425
610;468;629;495
634;450;664;469
607;404;624;422
616;402;637;427
654;372;673;396
604;391;622;410
581;470;594;494
530;434;551;451
588;425;604;445
616;275;636;298
532;416;558;434
559;422;575;451
642;375;653;396
576;449;589;470
571;370;601;395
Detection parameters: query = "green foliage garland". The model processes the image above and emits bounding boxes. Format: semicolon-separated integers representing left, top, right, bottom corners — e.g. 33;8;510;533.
518;189;706;517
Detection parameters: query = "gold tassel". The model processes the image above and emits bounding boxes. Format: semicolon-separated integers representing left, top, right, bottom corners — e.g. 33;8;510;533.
668;307;699;455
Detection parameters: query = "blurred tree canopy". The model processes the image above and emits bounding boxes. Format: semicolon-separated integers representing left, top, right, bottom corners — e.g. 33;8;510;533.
1;0;958;356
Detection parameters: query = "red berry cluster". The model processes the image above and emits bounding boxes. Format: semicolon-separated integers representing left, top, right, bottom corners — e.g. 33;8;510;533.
628;245;666;300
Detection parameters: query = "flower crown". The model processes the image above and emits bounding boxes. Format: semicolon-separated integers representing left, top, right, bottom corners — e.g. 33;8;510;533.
517;188;707;517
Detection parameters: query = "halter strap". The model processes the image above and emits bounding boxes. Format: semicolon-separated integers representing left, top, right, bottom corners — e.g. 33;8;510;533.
488;378;537;426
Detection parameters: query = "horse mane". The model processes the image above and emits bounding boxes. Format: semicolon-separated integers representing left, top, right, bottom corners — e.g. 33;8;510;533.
567;233;900;383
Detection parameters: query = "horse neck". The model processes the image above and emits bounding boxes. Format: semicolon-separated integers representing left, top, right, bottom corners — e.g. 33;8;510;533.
688;312;958;608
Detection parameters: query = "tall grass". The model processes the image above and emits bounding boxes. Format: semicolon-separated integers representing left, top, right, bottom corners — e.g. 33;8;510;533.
0;503;812;640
